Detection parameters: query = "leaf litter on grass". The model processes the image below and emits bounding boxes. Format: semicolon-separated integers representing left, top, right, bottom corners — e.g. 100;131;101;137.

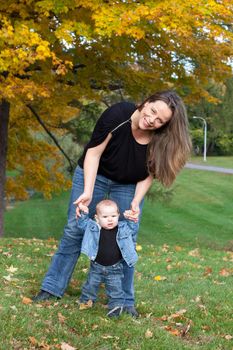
1;238;233;350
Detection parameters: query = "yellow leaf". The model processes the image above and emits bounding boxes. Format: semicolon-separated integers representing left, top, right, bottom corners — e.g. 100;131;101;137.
154;275;167;281
136;244;142;251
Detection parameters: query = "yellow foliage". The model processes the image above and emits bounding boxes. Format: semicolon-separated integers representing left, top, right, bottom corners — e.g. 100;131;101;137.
1;0;233;201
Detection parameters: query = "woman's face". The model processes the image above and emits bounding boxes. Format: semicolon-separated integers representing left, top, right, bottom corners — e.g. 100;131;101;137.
138;100;172;131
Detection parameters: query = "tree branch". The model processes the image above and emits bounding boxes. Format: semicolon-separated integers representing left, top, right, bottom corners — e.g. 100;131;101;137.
26;104;76;173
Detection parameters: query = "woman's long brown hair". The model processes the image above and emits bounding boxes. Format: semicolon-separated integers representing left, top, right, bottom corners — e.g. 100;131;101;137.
138;90;192;187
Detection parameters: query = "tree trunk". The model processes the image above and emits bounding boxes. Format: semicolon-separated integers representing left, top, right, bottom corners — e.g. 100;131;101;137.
0;99;10;237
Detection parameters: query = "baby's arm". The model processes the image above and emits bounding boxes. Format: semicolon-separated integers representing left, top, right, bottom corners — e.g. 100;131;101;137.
76;203;90;230
78;203;89;214
123;210;139;245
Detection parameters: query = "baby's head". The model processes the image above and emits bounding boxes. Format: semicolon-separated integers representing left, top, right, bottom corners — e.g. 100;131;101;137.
95;199;120;230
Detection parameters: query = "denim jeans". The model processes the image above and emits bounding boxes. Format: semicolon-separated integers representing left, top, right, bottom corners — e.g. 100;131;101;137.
41;166;144;306
80;261;124;309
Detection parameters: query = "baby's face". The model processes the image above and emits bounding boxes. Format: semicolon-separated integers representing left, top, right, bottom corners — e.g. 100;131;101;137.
95;205;119;230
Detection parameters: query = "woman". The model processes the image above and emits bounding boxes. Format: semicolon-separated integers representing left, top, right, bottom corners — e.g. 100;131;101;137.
33;90;192;316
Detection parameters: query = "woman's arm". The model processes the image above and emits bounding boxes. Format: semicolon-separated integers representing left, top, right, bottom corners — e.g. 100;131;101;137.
131;175;154;213
74;133;112;216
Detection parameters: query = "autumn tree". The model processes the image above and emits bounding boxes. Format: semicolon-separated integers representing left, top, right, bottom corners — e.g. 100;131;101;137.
0;0;233;236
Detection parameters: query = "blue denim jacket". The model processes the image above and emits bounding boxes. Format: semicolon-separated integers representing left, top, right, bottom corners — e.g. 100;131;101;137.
77;213;139;267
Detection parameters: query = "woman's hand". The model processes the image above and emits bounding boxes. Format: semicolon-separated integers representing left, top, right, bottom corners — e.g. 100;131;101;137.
73;192;92;217
124;209;139;223
130;198;140;216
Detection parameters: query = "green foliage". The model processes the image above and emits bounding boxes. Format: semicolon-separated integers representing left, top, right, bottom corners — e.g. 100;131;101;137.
146;182;175;204
189;79;233;155
63;102;104;146
214;132;233;155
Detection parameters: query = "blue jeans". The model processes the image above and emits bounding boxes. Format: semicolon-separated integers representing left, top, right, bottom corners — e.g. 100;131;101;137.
80;261;124;309
41;166;144;306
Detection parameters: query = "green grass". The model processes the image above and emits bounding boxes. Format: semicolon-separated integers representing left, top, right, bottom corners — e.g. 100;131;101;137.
0;239;232;349
1;156;233;349
5;192;69;239
190;156;233;168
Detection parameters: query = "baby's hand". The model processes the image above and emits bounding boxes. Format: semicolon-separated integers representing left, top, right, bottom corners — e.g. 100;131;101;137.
78;203;89;214
123;210;139;223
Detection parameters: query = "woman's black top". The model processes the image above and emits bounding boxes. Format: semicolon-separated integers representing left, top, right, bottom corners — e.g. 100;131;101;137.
78;102;149;184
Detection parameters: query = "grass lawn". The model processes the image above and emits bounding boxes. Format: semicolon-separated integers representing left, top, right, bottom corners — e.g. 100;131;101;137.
190;156;233;168
1;157;233;349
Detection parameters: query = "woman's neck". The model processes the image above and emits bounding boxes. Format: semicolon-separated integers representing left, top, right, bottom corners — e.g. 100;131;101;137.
131;110;153;145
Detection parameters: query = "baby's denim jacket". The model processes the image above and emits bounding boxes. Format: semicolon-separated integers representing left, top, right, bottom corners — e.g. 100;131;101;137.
77;212;139;267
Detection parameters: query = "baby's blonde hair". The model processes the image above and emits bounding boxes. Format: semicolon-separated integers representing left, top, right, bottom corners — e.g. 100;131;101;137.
96;199;119;215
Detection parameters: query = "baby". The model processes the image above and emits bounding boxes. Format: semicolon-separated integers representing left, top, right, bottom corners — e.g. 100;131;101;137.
77;199;139;318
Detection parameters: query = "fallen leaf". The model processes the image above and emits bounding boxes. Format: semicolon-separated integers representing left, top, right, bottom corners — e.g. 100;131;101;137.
181;320;192;337
164;325;180;336
2;251;12;257
3;275;12;282
58;312;66;324
203;267;212;276
219;268;231;277
213;280;226;285
159;315;168;321
79;300;93;310
101;335;119;340
136;244;142;251
39;341;50;349
169;309;187;320
202;325;211;331
188;248;200;257
175;246;182;251
154;275;167;281
29;337;37;346
194;296;201;303
22;297;32;305
61;342;76;350
162;244;169;252
6;265;18;273
10;305;18;312
224;335;233;340
145;329;153;338
166;257;172;262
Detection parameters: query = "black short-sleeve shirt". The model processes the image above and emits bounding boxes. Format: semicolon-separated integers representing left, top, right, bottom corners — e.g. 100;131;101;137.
78;102;149;184
95;227;122;266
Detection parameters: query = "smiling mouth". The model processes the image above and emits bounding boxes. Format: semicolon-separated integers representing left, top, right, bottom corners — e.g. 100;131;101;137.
144;118;153;128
